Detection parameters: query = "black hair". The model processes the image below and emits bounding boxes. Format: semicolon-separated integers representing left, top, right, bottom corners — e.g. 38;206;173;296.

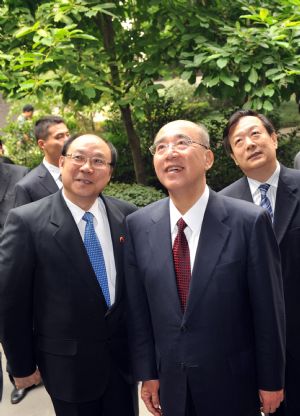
22;104;34;113
34;115;66;142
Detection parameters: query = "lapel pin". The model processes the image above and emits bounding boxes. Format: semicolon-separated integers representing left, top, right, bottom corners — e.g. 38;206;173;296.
119;236;125;243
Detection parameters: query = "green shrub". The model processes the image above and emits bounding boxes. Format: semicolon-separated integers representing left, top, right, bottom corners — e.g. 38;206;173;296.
104;182;165;207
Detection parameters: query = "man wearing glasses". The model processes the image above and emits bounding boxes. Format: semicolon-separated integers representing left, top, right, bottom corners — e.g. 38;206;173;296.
125;120;285;416
0;134;137;415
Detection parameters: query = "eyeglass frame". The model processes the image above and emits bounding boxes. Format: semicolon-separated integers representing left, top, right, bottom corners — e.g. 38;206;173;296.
65;153;113;169
149;135;209;156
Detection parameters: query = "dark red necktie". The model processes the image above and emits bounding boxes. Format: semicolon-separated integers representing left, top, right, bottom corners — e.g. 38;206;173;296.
173;218;191;311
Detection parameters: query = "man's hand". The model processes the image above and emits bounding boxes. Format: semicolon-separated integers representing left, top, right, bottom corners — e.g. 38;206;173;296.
14;369;41;389
259;389;284;414
141;379;162;416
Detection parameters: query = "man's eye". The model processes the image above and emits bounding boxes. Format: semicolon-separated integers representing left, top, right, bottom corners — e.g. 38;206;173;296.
252;131;260;136
156;144;166;152
73;155;85;162
93;158;105;165
176;139;189;147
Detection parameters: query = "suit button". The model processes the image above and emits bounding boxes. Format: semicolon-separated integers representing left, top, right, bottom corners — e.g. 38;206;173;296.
180;325;188;333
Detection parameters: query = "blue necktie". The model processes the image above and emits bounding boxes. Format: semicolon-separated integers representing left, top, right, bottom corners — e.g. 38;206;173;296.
82;212;111;307
259;183;273;221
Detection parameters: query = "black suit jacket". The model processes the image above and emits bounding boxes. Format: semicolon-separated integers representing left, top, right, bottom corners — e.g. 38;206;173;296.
220;164;300;357
0;191;136;402
125;190;285;416
14;162;58;206
0;163;29;231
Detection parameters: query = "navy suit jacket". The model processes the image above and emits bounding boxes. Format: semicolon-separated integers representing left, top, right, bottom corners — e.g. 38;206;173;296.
220;164;300;357
0;191;136;402
14;162;58;206
125;190;285;416
0;163;29;231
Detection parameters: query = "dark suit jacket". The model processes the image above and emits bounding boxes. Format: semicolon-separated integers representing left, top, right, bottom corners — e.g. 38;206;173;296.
0;191;136;402
220;164;300;358
125;190;285;416
0;163;29;231
14;162;58;206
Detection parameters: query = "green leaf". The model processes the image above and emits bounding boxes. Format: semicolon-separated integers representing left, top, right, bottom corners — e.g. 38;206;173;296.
206;76;219;87
259;8;269;21
220;74;234;87
216;58;228;69
248;67;258;84
265;68;281;77
15;23;40;38
245;82;252;92
263;100;273;111
181;71;193;81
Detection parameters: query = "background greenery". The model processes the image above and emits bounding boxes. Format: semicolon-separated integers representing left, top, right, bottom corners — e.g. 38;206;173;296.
0;1;300;204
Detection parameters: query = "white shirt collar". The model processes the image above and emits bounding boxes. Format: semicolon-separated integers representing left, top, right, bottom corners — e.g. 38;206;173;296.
170;185;209;234
247;160;280;195
62;192;104;226
43;158;61;181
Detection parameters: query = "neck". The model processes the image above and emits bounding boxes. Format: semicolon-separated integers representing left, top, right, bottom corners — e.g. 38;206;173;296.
245;161;277;183
169;184;205;215
45;157;59;167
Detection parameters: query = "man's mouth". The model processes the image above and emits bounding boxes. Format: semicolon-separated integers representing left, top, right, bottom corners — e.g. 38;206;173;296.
76;178;93;184
165;165;183;173
248;151;262;161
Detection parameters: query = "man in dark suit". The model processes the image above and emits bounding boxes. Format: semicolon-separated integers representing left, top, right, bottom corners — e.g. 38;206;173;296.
14;115;70;206
0;134;137;415
220;109;300;416
0;161;28;403
9;115;69;404
125;120;285;416
0;162;29;232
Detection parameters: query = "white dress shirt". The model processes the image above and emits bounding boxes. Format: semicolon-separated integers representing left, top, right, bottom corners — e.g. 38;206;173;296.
247;161;280;213
43;158;63;189
62;193;116;305
170;185;209;272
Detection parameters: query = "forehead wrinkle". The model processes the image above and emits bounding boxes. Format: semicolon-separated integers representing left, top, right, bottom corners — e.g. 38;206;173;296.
155;133;189;143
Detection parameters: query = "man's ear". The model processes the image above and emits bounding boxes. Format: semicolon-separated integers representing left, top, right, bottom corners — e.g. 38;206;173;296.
59;156;65;169
205;149;214;171
230;152;239;166
271;132;278;149
37;139;45;151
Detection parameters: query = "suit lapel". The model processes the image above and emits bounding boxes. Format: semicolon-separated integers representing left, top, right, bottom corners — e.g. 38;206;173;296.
274;166;299;244
37;164;59;194
149;198;183;319
233;176;253;202
185;190;231;321
0;164;10;202
49;191;107;305
101;195;126;309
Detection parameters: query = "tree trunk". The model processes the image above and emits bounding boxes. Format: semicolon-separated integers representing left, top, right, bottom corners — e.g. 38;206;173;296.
95;11;146;184
120;104;146;184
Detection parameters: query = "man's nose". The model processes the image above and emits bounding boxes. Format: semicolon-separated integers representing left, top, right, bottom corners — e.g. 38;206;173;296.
245;136;255;148
165;143;177;157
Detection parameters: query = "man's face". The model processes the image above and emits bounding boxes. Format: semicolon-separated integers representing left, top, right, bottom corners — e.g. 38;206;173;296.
38;123;70;166
229;116;277;177
153;121;214;197
24;111;33;120
59;135;113;210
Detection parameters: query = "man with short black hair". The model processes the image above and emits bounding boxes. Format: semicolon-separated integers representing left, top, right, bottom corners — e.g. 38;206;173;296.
0;133;137;416
220;109;300;416
14;115;70;206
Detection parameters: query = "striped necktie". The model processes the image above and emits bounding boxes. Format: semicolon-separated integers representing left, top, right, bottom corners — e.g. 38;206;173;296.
259;183;273;221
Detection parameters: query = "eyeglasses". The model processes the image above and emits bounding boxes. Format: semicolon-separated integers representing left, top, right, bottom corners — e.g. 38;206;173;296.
149;136;209;156
65;154;113;169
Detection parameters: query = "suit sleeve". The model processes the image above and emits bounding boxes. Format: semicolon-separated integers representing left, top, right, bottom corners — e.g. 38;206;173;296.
125;217;158;382
248;210;285;390
0;209;36;377
13;182;32;207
